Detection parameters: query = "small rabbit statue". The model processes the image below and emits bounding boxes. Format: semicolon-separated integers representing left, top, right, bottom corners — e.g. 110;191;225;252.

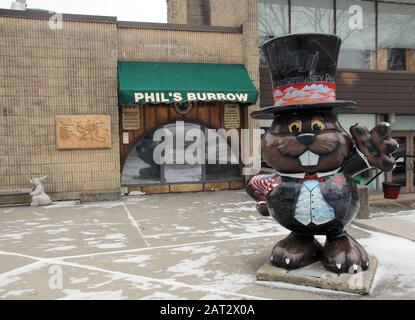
30;176;53;207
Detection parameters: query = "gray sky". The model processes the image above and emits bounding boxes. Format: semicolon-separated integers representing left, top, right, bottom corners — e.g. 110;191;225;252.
0;0;167;22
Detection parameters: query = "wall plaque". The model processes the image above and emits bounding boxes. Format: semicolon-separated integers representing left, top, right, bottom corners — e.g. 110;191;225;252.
122;107;141;130
224;104;241;129
56;115;111;150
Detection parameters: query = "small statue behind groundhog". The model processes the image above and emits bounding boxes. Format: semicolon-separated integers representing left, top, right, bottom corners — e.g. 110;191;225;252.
30;176;53;207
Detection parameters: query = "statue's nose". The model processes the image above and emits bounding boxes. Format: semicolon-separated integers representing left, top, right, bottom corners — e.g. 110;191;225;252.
296;133;316;146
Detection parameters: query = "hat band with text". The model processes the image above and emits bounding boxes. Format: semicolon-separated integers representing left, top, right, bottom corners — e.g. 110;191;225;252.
273;82;336;106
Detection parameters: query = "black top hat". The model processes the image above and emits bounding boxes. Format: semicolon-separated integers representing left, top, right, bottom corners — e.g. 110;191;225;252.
252;33;357;119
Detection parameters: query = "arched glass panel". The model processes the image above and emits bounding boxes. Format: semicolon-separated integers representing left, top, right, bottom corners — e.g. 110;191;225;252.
121;121;241;185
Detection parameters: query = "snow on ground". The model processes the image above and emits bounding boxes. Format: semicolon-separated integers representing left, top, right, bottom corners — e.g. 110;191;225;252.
370;209;415;219
0;191;414;299
359;228;415;296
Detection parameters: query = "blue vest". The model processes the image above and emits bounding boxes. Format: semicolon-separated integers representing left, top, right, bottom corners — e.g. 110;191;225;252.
294;180;335;226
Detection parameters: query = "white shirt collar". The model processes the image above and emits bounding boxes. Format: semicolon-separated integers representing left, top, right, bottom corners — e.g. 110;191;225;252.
276;168;341;179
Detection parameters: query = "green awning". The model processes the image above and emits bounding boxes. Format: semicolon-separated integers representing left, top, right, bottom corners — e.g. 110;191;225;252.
118;61;258;106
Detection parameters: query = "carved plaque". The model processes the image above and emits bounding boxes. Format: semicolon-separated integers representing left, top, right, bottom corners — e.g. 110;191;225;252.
56;115;111;150
224;104;241;129
122;107;141;130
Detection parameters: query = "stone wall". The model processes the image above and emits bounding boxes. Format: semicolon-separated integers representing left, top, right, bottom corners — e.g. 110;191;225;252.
0;13;120;199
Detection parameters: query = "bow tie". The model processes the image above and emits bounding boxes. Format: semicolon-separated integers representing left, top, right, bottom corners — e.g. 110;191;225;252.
298;175;326;183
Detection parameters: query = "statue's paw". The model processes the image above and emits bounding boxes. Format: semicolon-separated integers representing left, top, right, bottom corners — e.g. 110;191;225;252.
322;233;370;274
350;122;398;172
257;202;270;217
271;233;322;270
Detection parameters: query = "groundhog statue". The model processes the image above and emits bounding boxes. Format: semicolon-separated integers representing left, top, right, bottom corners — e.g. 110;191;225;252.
246;34;398;274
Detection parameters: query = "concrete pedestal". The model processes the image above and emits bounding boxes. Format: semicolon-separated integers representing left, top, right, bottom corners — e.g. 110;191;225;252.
256;256;378;295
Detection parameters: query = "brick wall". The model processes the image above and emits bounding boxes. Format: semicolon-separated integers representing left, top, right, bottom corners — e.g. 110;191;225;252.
209;0;260;168
117;25;244;64
0;15;120;198
167;0;210;25
167;0;188;24
0;9;251;200
187;0;210;25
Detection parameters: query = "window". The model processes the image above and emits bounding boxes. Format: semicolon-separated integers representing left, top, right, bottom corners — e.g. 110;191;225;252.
205;128;241;181
259;0;289;41
121;122;241;185
378;3;415;71
336;0;376;70
122;133;161;186
291;0;334;34
259;0;289;63
257;0;415;70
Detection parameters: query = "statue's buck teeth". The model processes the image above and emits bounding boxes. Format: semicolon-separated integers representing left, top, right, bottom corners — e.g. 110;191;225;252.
299;150;320;167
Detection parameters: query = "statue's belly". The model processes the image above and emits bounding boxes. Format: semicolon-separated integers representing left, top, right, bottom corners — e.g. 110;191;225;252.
266;176;359;235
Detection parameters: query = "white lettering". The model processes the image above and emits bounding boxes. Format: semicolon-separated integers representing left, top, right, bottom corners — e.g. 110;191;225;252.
153;128;174;165
187;93;197;101
173;92;183;102
196;93;207;101
160;93;170;103
207;93;217;100
48;265;63;290
226;93;236;101
216;93;226;101
185;127;205;165
145;92;156;103
49;13;63;30
134;93;144;102
235;93;248;102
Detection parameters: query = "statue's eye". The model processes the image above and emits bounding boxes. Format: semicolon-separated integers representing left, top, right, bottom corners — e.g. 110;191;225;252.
288;120;302;133
311;119;326;132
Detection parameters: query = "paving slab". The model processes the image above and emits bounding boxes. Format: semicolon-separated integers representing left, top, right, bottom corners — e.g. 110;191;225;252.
0;202;147;258
123;191;287;246
0;262;244;300
256;257;378;295
355;212;415;242
0;254;34;275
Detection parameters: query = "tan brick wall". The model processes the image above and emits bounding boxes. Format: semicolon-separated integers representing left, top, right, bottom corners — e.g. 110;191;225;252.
0;17;120;196
210;0;260;169
187;0;210;25
167;0;188;24
210;0;246;27
118;27;244;64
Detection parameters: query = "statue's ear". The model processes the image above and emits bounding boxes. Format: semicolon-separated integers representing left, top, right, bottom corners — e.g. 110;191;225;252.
40;176;48;182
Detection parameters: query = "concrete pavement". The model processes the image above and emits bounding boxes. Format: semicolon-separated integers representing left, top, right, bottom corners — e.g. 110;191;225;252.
0;190;414;299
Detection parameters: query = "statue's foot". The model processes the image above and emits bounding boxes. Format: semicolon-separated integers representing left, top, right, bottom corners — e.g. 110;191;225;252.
271;233;322;270
322;232;370;274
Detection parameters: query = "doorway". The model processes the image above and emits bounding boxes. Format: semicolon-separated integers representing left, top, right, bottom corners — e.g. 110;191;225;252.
121;121;241;186
387;132;415;193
